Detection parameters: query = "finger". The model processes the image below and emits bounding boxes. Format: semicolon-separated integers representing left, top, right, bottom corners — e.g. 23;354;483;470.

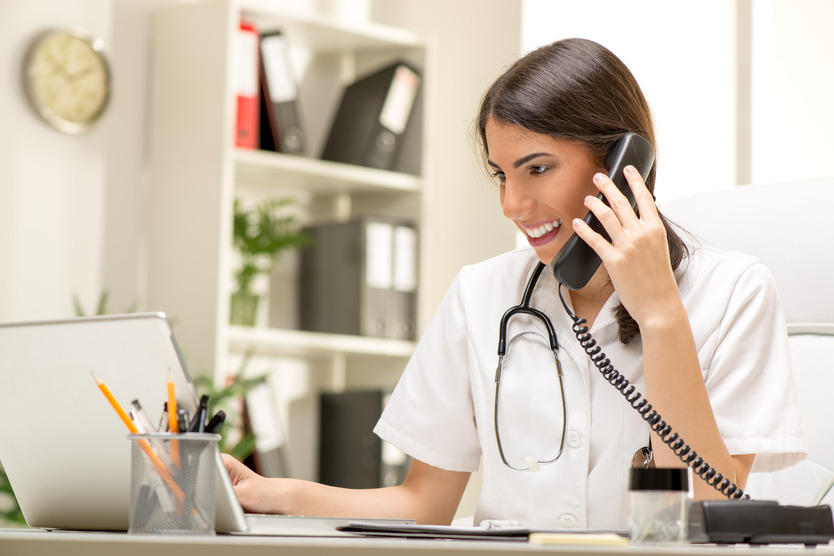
583;193;625;243
592;172;640;226
221;453;248;479
571;215;616;260
623;165;659;219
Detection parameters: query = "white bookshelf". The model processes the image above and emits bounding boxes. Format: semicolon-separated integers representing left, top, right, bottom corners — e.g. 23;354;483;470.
146;0;431;477
226;325;415;360
233;149;422;195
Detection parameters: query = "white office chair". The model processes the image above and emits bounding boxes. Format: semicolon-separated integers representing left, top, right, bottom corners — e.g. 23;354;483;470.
659;177;834;505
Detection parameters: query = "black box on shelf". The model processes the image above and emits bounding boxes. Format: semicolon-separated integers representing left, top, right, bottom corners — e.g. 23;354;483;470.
298;217;417;341
318;390;410;489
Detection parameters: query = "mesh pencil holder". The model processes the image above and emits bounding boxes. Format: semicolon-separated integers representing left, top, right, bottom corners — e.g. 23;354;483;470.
128;433;220;535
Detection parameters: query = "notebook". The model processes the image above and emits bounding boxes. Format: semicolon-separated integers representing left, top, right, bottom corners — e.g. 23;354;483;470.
0;312;409;535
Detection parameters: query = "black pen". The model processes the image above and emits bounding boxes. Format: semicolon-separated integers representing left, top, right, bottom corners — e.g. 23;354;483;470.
190;395;210;432
205;410;226;434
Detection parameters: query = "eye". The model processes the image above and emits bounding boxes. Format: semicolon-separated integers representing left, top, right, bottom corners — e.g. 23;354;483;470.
528;165;549;176
491;170;506;182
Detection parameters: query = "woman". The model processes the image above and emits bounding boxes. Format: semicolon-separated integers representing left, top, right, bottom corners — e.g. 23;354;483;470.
224;38;806;530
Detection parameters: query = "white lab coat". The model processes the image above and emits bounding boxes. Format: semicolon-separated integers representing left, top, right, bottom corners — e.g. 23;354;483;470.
374;242;807;530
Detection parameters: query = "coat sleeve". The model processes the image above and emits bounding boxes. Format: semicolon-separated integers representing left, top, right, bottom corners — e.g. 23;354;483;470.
698;260;807;472
374;268;482;472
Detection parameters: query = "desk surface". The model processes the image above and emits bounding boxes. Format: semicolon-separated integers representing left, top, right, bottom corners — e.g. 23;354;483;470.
1;529;833;556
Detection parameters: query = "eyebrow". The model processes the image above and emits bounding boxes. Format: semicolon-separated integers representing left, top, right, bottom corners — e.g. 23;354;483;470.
487;152;552;170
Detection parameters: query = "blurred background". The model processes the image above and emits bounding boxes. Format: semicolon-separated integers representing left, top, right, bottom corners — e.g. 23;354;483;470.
1;0;831;324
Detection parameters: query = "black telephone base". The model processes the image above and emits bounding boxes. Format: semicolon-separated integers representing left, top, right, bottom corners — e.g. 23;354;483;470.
690;500;834;545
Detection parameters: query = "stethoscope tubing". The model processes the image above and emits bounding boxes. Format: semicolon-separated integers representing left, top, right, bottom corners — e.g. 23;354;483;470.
494;262;567;471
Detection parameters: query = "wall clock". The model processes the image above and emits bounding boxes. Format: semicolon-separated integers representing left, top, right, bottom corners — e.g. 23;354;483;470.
22;28;112;134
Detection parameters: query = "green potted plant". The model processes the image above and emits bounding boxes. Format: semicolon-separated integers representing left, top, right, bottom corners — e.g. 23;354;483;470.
231;197;309;326
193;350;268;462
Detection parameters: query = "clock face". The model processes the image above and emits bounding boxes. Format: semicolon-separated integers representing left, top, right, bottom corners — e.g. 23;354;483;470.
23;29;111;134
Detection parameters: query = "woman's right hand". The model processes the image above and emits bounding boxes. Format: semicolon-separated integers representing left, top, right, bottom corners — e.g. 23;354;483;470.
222;453;285;514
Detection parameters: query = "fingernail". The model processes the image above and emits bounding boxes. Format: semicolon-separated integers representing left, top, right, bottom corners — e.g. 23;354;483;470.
624;165;636;175
593;173;606;184
573;218;584;228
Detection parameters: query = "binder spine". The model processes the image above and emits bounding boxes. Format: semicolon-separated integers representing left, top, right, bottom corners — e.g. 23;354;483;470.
362;221;394;338
390;224;417;341
259;31;305;154
234;22;259;149
322;62;421;171
363;65;421;170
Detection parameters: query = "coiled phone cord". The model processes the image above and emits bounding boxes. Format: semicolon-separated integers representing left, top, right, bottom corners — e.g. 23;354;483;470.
557;285;748;500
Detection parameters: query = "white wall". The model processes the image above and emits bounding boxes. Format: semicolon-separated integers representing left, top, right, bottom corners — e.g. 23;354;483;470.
521;0;740;203
0;0;114;321
7;0;829;324
521;0;834;201
750;0;834;184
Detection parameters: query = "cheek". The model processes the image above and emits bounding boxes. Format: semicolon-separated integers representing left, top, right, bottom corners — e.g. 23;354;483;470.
563;172;600;215
541;187;590;221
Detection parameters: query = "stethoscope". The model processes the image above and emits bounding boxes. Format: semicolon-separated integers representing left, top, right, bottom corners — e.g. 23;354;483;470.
494;262;567;471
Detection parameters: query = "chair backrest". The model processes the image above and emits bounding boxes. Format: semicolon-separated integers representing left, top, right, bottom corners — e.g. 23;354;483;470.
659;177;834;327
660;177;834;505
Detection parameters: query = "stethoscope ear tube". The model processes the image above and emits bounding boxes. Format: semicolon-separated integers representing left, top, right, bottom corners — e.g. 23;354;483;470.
497;262;558;355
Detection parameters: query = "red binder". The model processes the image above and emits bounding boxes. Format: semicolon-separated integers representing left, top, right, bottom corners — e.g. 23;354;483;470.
234;21;259;149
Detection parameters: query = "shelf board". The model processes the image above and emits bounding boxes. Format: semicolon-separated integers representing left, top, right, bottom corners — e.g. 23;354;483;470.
234;149;422;195
238;1;426;52
227;325;416;359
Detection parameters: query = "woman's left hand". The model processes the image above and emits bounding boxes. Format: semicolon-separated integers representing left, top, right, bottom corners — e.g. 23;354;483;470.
571;166;680;327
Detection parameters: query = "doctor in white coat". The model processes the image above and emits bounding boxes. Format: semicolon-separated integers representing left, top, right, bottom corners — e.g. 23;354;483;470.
224;38;806;530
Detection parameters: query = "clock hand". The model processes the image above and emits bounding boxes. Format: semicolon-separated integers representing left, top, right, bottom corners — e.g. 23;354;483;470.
68;65;99;82
44;53;71;80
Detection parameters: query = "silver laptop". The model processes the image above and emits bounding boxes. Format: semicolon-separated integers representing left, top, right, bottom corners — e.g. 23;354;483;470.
0;312;254;533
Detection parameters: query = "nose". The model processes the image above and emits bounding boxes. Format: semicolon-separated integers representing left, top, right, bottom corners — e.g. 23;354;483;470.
501;177;536;220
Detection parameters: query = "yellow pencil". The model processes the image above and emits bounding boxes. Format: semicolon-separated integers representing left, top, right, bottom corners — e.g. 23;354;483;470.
92;372;184;504
167;370;178;433
93;372;138;434
166;370;181;466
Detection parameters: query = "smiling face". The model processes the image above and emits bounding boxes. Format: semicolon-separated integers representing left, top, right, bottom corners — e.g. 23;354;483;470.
486;118;605;265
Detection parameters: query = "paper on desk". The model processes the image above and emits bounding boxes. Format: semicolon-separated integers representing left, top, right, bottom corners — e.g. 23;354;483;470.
528;532;629;546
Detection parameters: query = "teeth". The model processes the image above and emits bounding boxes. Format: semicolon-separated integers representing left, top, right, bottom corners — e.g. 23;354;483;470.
525;220;561;238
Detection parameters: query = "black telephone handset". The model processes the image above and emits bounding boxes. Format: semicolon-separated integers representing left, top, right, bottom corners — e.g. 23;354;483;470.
549;133;655;290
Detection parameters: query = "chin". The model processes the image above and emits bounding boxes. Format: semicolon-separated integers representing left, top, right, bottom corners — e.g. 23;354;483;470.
532;248;559;267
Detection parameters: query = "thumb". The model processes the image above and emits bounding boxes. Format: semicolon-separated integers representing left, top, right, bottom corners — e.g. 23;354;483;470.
221;453;254;485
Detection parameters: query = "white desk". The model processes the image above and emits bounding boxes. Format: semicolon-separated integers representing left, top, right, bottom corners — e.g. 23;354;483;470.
0;529;832;556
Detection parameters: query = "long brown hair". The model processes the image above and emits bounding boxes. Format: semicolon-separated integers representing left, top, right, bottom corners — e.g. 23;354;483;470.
477;38;687;344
